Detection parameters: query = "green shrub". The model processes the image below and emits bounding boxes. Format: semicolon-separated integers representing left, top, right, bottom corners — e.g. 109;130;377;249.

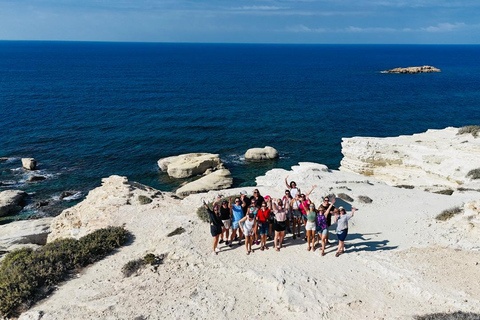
122;258;144;278
433;189;454;195
122;253;165;277
138;195;153;205
357;195;373;203
436;206;463;221
457;125;480;138
196;194;241;223
466;168;480;180
395;185;415;189
415;311;480;320
167;227;185;237
337;193;354;202
0;227;130;317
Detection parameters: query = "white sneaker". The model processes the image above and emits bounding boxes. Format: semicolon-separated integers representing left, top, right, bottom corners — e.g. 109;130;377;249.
211;251;218;256
215;248;220;253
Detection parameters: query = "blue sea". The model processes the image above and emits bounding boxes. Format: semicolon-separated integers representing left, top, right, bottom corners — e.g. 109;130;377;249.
1;42;480;221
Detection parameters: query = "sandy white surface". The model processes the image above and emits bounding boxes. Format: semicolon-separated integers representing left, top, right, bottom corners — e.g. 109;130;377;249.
18;163;480;320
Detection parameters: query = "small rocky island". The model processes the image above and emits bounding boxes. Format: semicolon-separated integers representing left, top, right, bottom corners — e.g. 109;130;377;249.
381;65;441;74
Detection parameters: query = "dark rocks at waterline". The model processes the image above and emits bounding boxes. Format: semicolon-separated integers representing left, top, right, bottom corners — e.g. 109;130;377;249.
27;176;47;183
0;157;9;162
35;201;50;209
21;158;37;170
59;191;82;201
0;190;28;217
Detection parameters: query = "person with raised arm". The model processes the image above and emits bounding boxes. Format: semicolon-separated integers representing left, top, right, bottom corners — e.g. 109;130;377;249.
203;198;223;255
239;209;257;255
270;197;288;251
229;196;246;247
334;206;357;257
320;196;336;245
316;198;335;256
290;193;303;239
298;185;317;241
285;175;300;198
282;189;293;235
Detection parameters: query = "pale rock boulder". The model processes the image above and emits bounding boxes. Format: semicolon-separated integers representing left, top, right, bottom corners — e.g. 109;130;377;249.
48;175;161;242
176;169;233;197
22;157;37;170
0;190;28;217
382;65;441;74
340;127;480;191
245;146;279;160
0;217;53;252
158;153;222;178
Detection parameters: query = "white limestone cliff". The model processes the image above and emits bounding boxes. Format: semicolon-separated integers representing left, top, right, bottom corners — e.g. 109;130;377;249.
340;127;480;191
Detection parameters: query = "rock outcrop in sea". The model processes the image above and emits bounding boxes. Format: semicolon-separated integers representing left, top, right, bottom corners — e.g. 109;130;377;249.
21;157;37;170
157;153;223;178
0;190;28;217
340;127;480;192
176;168;233;197
381;65;441;74
245;146;279;160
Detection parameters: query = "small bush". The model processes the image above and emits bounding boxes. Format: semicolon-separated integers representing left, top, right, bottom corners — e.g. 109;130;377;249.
457;125;480;138
395;185;415;189
0;227;130;317
357;195;373;203
337;193;354;202
415;311;480;320
433;189;454;195
167;227;185;237
436;206;463;221
466;168;480;180
197;194;241;223
122;253;165;277
122;258;145;278
138;195;153;205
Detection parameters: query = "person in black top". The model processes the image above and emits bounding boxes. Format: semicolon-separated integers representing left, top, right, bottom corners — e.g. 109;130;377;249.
219;200;231;245
240;191;251;215
250;188;265;208
203;199;223;255
320;196;336;244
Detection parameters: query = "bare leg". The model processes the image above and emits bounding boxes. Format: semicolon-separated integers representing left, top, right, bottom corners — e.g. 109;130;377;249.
307;230;312;250
279;231;285;248
230;228;236;243
245;235;250;253
274;231;280;251
321;234;327;255
213;235;219;254
225;227;230;242
310;231;316;251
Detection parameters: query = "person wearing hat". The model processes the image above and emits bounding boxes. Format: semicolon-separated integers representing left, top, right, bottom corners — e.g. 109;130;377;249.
334;206;357;257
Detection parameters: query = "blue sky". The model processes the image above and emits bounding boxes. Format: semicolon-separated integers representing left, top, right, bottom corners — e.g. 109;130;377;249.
0;0;479;43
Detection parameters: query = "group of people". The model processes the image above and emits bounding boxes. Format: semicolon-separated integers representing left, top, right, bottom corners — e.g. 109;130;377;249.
204;176;356;257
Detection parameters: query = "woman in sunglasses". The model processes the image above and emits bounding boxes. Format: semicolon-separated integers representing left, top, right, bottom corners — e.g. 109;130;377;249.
270;198;288;251
316;198;335;256
203;199;223;255
229;197;246;247
334;206;357;257
256;200;270;251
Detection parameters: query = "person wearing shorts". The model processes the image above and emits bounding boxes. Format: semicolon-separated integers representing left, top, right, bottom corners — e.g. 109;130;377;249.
203;200;223;255
239;213;257;255
290;194;303;239
320;196;336;244
256;201;270;251
229;197;245;247
334;206;356;257
305;203;317;252
270;198;288;252
316;198;335;256
282;190;293;234
219;200;231;245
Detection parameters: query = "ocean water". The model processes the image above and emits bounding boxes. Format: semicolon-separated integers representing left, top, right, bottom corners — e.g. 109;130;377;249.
1;42;480;221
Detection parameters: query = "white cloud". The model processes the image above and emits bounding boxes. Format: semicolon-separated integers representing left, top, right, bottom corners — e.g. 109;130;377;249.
422;22;466;32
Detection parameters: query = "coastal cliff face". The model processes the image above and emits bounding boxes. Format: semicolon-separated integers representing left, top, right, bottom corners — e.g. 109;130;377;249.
47;175;163;242
340;127;480;191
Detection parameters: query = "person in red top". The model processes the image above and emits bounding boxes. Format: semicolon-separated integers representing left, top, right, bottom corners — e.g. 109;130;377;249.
256;201;270;251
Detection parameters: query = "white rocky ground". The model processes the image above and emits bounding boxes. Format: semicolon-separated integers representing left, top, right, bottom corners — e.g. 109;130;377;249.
340;127;480;192
17;162;480;320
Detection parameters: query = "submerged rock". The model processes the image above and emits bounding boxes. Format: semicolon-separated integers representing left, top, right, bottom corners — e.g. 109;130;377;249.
245;146;279;160
176;169;233;197
22;158;37;170
28;175;47;182
382;65;441;74
158;153;222;178
0;190;28;217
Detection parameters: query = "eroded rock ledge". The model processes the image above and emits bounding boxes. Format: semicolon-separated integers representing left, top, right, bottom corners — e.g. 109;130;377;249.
381;65;441;74
340;127;480;191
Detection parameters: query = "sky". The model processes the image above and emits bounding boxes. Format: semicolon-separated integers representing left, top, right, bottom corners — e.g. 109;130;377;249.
0;0;479;44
